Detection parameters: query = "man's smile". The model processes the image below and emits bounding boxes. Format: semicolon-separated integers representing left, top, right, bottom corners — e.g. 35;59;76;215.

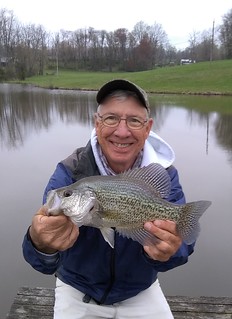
112;142;132;148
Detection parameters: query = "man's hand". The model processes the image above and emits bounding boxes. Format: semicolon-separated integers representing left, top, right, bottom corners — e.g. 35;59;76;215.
143;220;182;261
29;206;79;254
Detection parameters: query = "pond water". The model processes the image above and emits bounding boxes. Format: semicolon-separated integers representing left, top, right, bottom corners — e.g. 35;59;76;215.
0;84;232;317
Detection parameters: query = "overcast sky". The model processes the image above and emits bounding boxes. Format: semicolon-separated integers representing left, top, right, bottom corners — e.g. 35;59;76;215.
1;0;232;49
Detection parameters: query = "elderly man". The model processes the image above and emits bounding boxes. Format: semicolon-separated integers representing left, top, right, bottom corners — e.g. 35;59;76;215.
23;79;194;319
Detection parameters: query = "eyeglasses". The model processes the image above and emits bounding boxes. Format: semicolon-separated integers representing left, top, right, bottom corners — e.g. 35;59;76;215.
97;113;148;130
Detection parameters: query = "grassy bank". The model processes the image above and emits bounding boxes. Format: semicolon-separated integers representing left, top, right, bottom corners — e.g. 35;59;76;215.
18;59;232;95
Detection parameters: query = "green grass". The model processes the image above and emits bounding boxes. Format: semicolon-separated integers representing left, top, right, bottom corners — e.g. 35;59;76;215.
16;59;232;95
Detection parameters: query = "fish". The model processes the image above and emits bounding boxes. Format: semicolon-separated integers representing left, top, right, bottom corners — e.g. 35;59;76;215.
46;163;211;248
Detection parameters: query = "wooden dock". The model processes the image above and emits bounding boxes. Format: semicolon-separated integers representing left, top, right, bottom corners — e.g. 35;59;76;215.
6;286;232;319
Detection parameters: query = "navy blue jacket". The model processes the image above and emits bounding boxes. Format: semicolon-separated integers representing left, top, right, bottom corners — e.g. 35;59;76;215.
22;141;194;304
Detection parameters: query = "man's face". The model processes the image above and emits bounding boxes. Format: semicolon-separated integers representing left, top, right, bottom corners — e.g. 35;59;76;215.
95;96;153;173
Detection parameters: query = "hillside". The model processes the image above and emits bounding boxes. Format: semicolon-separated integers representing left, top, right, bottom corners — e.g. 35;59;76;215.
20;59;232;95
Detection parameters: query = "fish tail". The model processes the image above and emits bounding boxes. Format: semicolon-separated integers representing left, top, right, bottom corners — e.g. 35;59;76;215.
178;200;211;244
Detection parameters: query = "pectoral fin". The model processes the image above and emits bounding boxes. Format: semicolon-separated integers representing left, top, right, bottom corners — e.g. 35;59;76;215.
100;227;115;248
116;227;159;246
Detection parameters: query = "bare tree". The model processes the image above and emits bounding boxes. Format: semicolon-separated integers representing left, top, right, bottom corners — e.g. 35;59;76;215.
148;22;169;67
72;28;89;69
220;8;232;58
1;6;231;79
186;26;221;62
113;28;128;70
131;21;149;44
129;22;152;70
105;31;116;72
15;23;48;78
0;8;18;78
0;9;16;59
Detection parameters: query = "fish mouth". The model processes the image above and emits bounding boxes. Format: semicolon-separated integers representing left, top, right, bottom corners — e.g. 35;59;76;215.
89;204;95;212
87;197;99;215
46;192;62;215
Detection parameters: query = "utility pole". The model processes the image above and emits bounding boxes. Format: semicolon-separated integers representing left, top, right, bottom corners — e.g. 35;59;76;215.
210;20;215;61
55;33;59;76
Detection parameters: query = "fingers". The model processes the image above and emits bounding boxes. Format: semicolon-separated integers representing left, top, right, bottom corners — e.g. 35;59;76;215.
144;220;178;238
55;217;80;250
55;220;79;251
143;220;182;261
35;205;48;217
144;243;171;262
29;206;79;253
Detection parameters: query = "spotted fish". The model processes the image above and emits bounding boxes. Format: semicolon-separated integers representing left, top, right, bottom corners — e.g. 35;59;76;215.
46;163;211;248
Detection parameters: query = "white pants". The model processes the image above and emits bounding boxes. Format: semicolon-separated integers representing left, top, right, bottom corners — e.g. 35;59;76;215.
54;278;173;319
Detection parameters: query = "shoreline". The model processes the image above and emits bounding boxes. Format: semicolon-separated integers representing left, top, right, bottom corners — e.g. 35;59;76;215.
7;82;232;97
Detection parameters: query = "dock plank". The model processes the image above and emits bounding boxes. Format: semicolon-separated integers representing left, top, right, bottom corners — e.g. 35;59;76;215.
6;287;232;319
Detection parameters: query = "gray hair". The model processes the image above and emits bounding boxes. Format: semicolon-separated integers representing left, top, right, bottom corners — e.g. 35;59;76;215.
97;90;150;115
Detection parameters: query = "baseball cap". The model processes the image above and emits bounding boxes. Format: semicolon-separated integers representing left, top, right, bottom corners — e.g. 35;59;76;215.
96;79;150;112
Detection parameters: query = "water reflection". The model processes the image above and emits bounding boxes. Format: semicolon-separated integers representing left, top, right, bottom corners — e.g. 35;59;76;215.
0;84;98;149
215;115;232;163
0;84;232;165
0;84;167;149
150;95;232;165
185;110;232;162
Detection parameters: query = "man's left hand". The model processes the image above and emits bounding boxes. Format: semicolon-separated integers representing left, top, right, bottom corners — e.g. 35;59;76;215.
143;220;182;261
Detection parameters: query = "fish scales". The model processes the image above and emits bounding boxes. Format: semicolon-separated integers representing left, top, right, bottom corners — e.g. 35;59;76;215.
82;178;175;226
46;163;212;248
93;182;181;225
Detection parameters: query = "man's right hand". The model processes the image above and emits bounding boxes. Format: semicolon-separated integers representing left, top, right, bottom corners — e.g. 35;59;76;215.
29;206;79;254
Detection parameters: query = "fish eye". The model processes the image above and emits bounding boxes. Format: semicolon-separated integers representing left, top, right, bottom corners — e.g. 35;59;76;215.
63;190;73;197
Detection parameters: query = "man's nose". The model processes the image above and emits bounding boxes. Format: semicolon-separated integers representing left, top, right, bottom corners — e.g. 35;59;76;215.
114;119;131;135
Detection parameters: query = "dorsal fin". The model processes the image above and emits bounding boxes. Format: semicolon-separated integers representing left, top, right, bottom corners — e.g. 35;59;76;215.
121;163;171;198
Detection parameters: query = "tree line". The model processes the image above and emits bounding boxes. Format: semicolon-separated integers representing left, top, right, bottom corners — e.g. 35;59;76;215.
0;7;232;80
